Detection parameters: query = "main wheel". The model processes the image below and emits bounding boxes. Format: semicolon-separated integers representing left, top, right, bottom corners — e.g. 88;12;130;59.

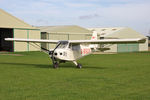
53;62;59;69
77;63;82;69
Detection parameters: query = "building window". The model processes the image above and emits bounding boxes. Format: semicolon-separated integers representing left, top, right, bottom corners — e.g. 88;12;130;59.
100;37;104;39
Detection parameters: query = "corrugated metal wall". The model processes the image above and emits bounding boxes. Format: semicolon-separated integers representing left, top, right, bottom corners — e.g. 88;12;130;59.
28;30;41;51
42;33;91;49
117;43;139;52
14;28;40;51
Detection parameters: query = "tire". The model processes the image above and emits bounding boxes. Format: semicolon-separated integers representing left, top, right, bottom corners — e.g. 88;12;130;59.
53;62;59;68
77;64;82;69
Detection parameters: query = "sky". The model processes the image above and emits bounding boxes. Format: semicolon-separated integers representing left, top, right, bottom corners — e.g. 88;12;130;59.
0;0;150;36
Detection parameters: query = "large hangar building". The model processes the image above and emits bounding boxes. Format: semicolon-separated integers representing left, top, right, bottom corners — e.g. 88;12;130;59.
39;25;92;49
88;27;148;52
0;9;40;52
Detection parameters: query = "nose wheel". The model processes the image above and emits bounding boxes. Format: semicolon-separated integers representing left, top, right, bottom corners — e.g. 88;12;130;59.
53;61;59;68
48;42;61;69
50;54;59;69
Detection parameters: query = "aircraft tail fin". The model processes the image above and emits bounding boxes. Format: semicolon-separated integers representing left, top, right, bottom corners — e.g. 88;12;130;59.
91;31;97;40
90;31;99;50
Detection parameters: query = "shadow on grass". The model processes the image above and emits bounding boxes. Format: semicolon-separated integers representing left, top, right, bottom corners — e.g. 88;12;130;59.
0;62;106;69
0;62;51;68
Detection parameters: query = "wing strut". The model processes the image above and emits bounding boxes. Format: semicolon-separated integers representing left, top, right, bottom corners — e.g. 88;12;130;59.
29;42;62;68
29;42;50;54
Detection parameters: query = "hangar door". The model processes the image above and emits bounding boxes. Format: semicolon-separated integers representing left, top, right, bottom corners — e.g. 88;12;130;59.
0;28;13;52
117;43;139;52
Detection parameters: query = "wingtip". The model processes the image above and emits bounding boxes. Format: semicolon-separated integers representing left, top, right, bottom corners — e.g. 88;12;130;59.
4;38;9;41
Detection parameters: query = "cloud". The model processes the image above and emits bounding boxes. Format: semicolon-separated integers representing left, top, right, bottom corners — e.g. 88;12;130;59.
79;14;100;20
64;2;94;7
0;0;150;35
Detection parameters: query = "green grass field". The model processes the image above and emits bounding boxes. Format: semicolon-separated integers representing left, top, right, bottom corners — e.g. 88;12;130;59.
0;51;150;100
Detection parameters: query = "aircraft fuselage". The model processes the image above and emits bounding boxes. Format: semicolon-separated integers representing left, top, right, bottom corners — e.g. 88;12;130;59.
53;43;92;61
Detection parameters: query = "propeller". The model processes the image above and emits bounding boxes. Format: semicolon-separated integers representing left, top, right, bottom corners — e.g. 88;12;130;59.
49;42;61;67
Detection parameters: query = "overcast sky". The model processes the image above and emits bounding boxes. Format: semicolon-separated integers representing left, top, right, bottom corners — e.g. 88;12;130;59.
0;0;150;35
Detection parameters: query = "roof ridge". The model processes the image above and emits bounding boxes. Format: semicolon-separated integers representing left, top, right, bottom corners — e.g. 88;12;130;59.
88;27;125;29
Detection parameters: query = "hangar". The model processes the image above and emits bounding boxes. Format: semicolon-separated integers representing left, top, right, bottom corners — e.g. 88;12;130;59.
39;25;92;49
0;9;40;52
88;27;148;52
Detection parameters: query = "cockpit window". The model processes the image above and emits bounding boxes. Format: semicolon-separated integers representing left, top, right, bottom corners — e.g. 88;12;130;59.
71;44;80;51
68;44;80;50
58;42;68;49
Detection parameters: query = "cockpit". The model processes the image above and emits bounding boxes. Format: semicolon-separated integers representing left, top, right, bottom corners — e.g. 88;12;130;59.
57;41;80;51
57;41;69;49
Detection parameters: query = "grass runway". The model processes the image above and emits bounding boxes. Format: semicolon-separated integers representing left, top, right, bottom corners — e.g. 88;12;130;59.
0;51;150;100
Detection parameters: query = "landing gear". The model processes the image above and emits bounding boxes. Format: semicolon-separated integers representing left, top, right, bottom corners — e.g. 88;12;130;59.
53;62;59;69
51;55;59;69
73;61;82;69
77;63;82;69
48;42;61;69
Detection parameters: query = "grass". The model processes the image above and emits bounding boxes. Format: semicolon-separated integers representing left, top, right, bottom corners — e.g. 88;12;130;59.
0;51;150;100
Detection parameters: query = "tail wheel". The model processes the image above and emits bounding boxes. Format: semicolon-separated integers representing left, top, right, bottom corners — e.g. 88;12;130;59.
77;63;82;69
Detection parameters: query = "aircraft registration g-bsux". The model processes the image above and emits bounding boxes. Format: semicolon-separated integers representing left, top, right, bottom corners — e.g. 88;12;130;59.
5;31;146;69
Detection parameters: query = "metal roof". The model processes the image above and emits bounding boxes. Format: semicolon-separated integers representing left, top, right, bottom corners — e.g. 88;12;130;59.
88;27;146;38
88;27;124;37
0;9;37;29
39;25;92;34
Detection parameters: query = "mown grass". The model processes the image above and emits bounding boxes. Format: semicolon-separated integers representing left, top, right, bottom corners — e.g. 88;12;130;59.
0;51;150;100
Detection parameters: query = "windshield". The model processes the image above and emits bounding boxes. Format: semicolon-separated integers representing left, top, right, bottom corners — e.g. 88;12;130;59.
58;42;68;49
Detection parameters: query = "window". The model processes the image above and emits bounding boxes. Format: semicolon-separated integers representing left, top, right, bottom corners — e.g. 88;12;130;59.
58;42;68;49
100;37;104;39
72;44;80;51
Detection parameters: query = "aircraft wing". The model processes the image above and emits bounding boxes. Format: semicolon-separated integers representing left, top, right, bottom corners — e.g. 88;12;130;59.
5;38;59;43
68;38;146;44
5;38;146;44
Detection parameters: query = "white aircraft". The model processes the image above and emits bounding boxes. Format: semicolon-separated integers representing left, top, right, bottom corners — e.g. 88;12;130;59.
5;31;146;68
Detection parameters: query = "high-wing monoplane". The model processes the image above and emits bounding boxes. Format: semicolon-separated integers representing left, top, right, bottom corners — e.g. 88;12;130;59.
5;31;146;68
